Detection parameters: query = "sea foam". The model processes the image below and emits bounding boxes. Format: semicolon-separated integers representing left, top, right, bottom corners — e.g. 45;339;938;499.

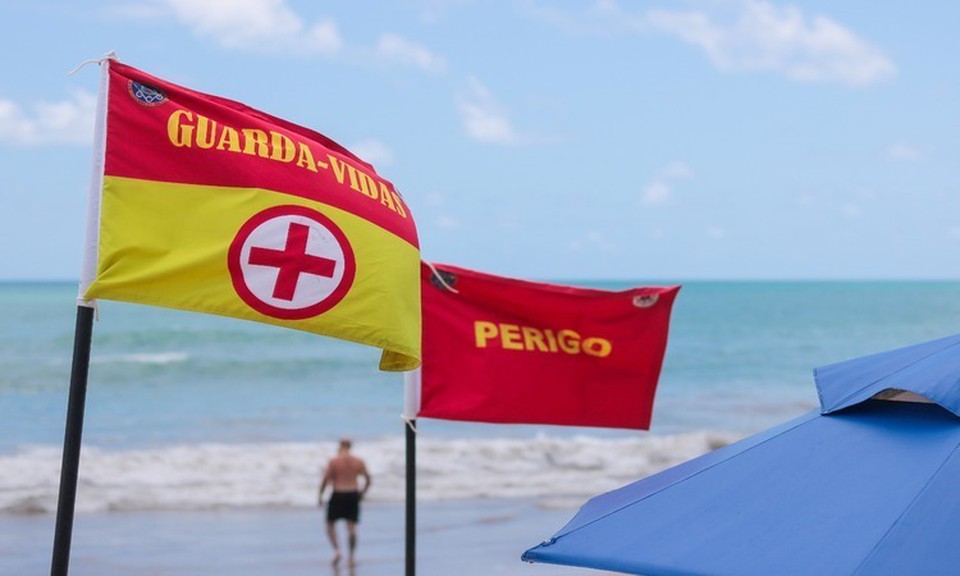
0;433;736;515
91;352;189;365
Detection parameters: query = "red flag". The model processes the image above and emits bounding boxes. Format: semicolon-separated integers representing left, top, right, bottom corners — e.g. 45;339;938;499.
418;263;680;430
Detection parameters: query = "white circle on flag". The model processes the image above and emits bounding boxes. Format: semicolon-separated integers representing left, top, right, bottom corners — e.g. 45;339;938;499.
229;206;356;320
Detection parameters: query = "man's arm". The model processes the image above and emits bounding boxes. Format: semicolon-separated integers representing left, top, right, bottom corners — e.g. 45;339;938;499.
319;463;332;506
360;461;371;498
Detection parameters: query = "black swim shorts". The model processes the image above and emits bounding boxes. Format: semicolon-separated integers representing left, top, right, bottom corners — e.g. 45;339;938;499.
327;491;361;523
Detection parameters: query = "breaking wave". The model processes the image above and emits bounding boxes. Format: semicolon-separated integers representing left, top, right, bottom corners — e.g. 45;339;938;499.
91;352;189;365
0;432;737;515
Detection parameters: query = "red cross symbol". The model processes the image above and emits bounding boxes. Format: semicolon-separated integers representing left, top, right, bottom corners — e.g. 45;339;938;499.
247;222;337;301
228;205;356;320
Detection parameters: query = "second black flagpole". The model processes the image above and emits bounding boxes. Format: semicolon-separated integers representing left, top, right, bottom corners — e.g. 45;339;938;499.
405;416;416;576
403;369;420;576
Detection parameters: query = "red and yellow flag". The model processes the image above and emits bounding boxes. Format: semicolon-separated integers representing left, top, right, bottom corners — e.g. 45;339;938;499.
80;59;420;370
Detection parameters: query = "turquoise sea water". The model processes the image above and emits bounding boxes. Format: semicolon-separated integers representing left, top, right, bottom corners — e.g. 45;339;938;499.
1;280;958;514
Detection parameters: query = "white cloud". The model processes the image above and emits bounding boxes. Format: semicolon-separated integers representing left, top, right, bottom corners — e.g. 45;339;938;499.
521;0;639;35
842;203;862;219
154;2;452;72
436;215;463;230
417;0;473;23
646;1;896;86
349;139;395;167
529;0;896;87
705;225;727;240
497;210;521;229
424;192;445;207
568;230;616;253
0;90;97;147
661;160;695;180
642;181;672;205
647;227;666;240
102;3;167;19
641;160;694;206
886;143;923;162
164;0;341;56
377;34;446;73
456;77;523;145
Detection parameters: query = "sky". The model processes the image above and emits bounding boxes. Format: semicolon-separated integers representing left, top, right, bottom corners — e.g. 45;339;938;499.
1;0;958;281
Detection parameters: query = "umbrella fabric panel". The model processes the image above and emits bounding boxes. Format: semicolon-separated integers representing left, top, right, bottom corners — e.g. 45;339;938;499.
815;334;960;416
548;410;820;539
524;401;960;576
854;439;960;576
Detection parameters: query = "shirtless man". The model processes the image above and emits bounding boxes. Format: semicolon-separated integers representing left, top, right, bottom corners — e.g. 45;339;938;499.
319;438;371;566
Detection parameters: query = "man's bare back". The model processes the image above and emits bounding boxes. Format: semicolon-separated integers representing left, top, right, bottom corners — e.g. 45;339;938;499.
323;453;369;492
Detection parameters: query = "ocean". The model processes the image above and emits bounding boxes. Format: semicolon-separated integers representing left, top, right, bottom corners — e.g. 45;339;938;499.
2;280;958;574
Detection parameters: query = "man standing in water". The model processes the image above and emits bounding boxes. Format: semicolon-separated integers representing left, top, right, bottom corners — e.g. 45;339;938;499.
319;438;371;566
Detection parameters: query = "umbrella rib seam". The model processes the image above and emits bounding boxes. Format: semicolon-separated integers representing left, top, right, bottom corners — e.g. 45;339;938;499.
851;440;960;576
817;341;960;413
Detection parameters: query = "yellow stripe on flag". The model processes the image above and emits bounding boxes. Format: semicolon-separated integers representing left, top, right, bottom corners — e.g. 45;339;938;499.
84;176;420;370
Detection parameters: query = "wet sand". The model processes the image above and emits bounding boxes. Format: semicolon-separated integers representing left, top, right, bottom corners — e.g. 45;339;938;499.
1;499;613;575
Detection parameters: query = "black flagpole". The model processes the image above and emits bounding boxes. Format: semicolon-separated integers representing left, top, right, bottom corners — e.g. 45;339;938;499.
405;417;416;576
53;52;109;575
403;368;419;576
50;304;95;576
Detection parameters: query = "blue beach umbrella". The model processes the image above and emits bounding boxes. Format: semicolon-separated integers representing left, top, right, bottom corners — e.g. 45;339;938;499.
522;333;960;576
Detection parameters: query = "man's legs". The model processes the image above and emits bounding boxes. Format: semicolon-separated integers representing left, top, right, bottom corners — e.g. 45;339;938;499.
326;521;341;565
346;520;358;565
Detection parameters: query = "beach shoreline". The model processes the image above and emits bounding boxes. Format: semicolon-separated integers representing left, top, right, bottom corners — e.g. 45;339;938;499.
0;499;612;575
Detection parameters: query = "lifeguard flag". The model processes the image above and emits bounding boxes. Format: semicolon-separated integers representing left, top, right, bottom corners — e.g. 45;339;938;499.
79;59;420;370
418;263;680;429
